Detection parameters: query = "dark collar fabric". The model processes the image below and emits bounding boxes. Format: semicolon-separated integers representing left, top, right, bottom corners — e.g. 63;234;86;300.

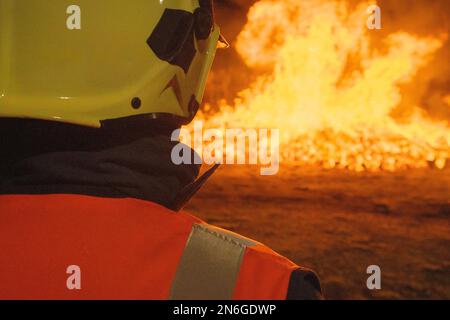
0;135;200;211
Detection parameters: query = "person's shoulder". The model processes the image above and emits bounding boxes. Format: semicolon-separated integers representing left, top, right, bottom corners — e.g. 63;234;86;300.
244;242;324;300
287;267;324;300
196;223;324;300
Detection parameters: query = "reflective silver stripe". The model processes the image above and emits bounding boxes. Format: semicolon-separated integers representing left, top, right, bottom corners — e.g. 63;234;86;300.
169;223;256;300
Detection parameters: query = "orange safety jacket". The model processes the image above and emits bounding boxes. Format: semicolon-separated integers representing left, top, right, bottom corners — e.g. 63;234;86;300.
0;194;321;300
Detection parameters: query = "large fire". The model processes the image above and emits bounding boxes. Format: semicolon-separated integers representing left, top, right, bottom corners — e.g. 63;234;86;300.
191;0;450;171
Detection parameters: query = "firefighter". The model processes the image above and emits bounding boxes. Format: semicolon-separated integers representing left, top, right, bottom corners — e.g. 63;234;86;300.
0;0;322;299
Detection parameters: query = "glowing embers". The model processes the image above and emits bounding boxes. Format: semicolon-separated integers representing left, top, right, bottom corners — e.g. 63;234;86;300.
192;0;449;171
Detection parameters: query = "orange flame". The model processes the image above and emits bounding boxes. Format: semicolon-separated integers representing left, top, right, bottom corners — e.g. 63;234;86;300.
192;0;450;171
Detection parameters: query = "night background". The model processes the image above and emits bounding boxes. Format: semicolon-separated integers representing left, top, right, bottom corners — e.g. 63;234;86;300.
186;0;450;299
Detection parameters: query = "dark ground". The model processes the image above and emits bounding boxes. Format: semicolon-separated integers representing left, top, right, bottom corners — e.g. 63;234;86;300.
186;165;450;299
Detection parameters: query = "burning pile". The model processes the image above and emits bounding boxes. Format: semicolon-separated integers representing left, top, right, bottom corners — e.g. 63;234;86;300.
195;0;450;171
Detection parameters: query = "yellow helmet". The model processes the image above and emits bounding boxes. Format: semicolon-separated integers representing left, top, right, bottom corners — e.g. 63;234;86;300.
0;0;220;128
